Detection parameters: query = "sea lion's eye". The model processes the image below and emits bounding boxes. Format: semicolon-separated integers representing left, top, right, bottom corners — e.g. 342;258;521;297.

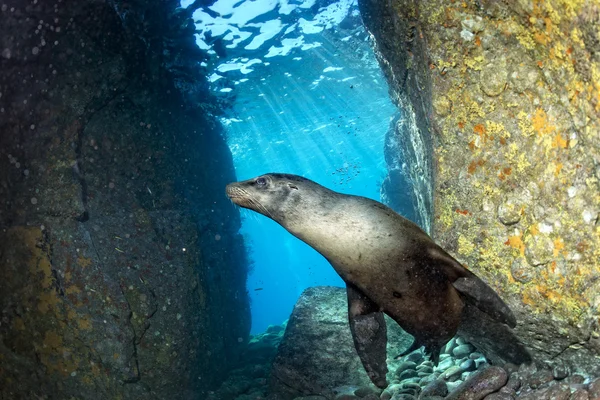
256;177;267;186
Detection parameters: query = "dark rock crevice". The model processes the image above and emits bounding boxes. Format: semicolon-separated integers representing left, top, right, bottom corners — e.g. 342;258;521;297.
0;1;250;399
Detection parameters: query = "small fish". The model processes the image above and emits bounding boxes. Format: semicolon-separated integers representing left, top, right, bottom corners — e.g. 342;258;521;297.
254;288;263;291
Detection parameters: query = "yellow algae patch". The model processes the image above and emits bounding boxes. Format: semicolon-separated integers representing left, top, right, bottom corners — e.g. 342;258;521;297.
77;317;92;330
65;285;82;295
553;237;565;257
505;234;525;256
43;331;63;349
38;291;60;314
458;235;476;255
517;111;535;136
532;108;556;136
77;256;92;268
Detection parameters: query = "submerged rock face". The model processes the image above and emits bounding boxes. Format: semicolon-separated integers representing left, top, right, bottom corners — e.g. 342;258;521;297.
359;0;600;374
269;286;412;399
0;0;249;399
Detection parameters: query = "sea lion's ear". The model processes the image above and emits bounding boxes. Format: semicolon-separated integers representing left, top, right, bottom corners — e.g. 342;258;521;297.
288;183;299;190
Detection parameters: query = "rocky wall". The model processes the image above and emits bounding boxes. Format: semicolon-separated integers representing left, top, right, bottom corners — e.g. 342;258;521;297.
0;0;249;399
359;0;600;374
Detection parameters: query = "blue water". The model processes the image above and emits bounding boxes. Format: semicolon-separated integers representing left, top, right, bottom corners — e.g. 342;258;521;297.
189;0;401;334
225;52;396;334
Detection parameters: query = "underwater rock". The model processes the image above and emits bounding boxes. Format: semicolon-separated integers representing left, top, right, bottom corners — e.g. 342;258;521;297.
446;366;507;400
358;0;600;375
421;379;449;398
269;286;411;399
0;0;249;398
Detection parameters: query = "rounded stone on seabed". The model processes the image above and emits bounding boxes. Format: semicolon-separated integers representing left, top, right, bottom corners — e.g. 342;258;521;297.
333;394;360;400
445;366;508;400
551;361;569;380
443;366;464;381
525;369;554;389
353;386;378;398
417;365;434;374
446;381;464;393
479;61;507;97
421;379;449;398
460;359;476;372
406;352;424;364
588;377;600;398
502;372;521;392
569;389;590;400
395;361;417;377
444;338;457;354
390;394;416;400
453;344;475;358
398;369;419;381
437;357;455;371
483;393;514;400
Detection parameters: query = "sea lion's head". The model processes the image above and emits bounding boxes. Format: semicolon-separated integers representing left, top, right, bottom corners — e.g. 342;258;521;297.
226;173;323;225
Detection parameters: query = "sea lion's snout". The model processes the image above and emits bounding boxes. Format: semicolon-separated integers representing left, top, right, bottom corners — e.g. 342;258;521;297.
225;182;246;206
226;180;271;217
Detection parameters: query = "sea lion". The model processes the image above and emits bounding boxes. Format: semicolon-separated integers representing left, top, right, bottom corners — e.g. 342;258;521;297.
226;173;517;388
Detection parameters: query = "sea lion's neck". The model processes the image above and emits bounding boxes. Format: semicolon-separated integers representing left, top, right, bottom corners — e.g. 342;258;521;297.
281;193;382;271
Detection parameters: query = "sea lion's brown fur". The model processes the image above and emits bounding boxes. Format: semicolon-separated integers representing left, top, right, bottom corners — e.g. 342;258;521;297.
226;173;517;378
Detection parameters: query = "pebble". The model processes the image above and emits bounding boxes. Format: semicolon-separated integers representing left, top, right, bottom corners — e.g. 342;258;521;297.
445;338;457;353
446;366;507;400
390;394;416;400
417;365;434;374
395;361;417;376
566;375;586;385
406;352;424;364
518;381;570;400
421;379;448;398
588;377;600;397
443;366;464;381
552;363;570;380
437;357;455;371
569;389;590;400
398;369;418;381
483;393;514;400
333;394;360;400
453;344;474;358
361;395;379;400
353;386;377;397
526;369;554;388
503;373;521;393
460;359;476;372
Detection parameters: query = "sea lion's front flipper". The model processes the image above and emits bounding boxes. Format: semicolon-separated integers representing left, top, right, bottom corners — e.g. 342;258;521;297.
428;246;517;328
346;283;388;388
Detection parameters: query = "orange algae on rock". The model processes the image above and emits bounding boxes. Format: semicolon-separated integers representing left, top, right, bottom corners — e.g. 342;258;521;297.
361;0;600;373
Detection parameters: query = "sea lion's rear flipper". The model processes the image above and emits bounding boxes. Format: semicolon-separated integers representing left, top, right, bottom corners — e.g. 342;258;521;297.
346;283;388;388
428;246;517;328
